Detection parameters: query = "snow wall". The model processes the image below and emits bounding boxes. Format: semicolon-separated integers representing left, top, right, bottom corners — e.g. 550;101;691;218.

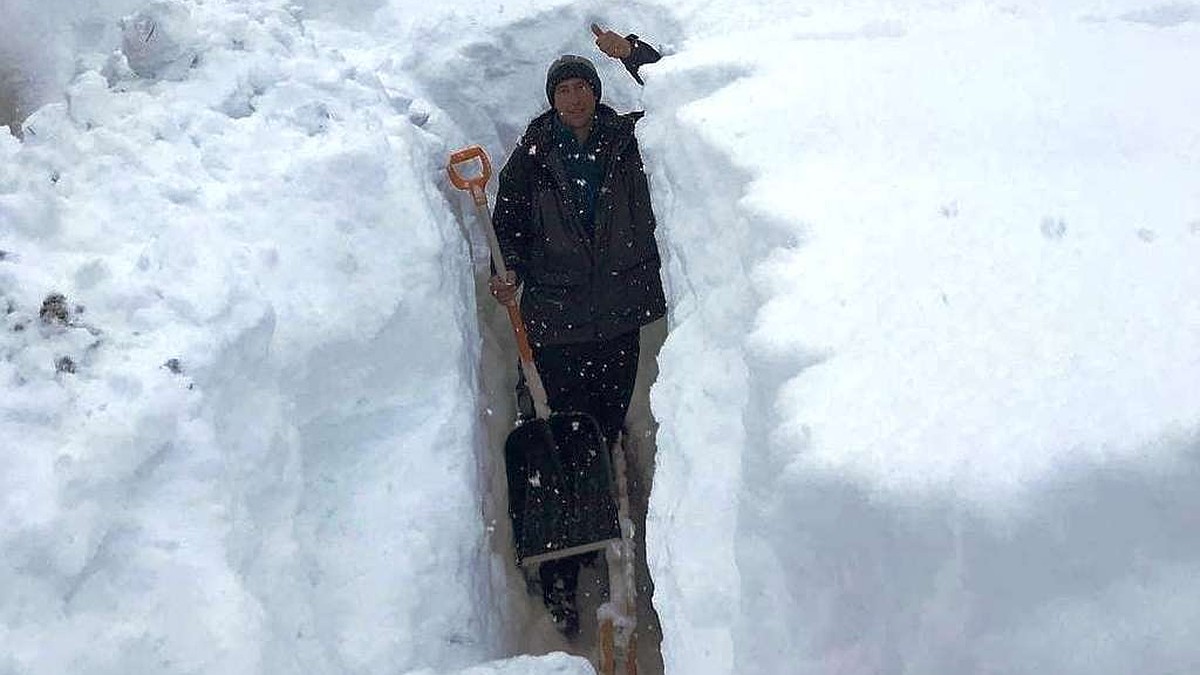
2;0;1199;674
640;2;1200;674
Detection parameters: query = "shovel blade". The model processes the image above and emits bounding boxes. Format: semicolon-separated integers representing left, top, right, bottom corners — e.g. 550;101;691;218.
504;412;621;564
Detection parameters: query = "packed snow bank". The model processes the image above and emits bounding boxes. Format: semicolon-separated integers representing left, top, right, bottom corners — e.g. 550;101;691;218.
638;1;1200;673
1;1;511;672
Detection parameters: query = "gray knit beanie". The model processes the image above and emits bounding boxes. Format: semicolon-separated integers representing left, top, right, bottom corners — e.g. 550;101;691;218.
545;55;602;105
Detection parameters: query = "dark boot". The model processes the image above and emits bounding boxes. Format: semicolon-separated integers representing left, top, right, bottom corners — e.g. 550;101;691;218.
540;558;580;639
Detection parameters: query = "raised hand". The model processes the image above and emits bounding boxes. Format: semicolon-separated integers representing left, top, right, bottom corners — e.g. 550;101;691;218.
591;23;632;59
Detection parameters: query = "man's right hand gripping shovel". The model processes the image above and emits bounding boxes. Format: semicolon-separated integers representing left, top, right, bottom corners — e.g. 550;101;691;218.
488;270;520;306
447;145;550;420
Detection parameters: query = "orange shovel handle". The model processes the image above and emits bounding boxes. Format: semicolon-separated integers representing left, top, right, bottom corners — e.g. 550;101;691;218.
447;145;492;204
447;144;553;420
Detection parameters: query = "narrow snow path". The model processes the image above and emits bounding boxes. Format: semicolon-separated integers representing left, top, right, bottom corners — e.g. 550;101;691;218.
299;1;689;670
350;3;682;670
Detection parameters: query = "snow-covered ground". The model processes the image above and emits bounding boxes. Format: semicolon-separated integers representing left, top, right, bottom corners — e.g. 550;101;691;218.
2;0;1198;674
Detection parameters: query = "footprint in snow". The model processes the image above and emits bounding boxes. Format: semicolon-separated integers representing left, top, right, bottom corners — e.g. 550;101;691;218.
1189;220;1200;235
939;202;959;219
1040;216;1067;240
1137;228;1157;243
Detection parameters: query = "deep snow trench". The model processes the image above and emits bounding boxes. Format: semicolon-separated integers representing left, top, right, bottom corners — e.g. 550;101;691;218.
417;5;682;669
3;1;1200;675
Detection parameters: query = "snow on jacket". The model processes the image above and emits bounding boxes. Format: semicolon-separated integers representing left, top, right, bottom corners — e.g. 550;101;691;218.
492;103;667;346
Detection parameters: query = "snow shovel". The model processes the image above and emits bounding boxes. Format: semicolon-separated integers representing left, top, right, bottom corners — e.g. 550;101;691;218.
447;145;621;566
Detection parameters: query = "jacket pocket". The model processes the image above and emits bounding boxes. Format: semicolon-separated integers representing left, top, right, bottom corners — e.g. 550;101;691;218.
534;188;589;283
525;283;568;309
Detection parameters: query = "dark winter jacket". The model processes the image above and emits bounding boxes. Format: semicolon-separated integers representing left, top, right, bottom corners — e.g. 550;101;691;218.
493;105;666;346
491;36;665;347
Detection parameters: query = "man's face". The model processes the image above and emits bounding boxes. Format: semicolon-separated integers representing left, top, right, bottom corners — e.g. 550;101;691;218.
553;77;596;130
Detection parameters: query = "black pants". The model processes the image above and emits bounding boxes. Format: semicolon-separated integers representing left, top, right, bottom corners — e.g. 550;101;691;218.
530;330;640;445
520;330;640;626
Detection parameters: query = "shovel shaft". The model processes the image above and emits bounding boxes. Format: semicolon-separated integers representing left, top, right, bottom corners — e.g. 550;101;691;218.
504;302;534;363
449;145;552;420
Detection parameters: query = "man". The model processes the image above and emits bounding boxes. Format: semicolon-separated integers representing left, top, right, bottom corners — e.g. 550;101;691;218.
488;25;664;637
